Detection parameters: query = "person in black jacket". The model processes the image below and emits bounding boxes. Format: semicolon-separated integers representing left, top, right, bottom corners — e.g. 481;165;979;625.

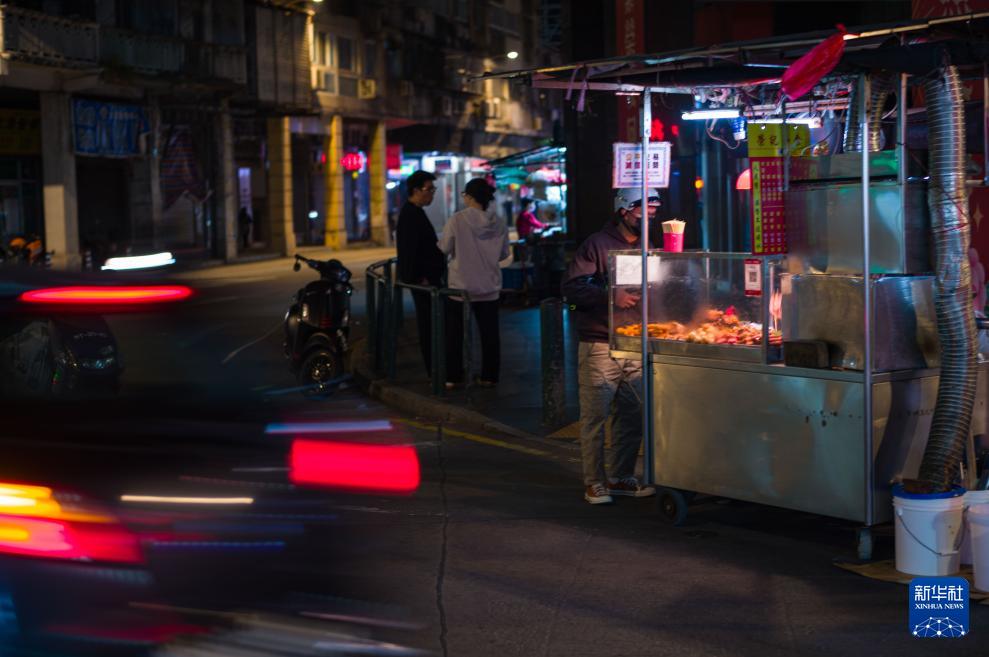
396;170;444;375
561;187;660;505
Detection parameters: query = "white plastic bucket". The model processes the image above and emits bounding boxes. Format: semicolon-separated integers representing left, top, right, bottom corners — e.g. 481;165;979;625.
893;485;965;576
970;505;989;591
960;490;989;565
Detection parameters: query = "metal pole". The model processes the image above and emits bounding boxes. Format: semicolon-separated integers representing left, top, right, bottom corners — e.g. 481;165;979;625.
366;271;377;364
431;289;444;396
860;75;875;526
641;89;654;486
541;298;566;427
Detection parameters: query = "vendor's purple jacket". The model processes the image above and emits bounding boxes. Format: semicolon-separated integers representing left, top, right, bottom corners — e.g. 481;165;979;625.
561;221;642;344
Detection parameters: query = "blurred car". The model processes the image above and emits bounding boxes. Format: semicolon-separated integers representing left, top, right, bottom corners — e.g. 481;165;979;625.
0;270;422;656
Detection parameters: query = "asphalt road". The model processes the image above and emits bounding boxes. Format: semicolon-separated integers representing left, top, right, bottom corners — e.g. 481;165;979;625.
101;249;989;656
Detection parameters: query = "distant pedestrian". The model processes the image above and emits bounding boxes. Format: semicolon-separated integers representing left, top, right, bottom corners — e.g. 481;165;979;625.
396;170;444;376
439;178;509;388
238;206;253;249
515;198;546;239
561;187;660;505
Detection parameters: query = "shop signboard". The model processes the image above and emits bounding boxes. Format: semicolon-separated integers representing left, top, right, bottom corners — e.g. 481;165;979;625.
612;142;671;189
73;99;149;157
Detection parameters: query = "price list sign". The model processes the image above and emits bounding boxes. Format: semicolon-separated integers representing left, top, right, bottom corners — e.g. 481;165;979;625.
750;157;786;254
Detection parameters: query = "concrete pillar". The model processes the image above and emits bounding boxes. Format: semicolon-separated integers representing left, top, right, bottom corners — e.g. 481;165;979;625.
40;92;81;270
266;116;296;256
324;115;346;249
215;105;238;261
369;120;389;245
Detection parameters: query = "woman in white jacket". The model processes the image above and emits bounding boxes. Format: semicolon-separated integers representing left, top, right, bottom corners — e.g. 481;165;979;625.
438;178;510;387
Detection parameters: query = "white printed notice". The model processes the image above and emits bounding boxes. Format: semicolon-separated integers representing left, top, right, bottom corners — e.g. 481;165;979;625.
612;142;672;189
614;254;661;286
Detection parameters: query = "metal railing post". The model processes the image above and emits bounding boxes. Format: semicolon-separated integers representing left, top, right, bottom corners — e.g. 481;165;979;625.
389;280;402;380
431;289;445;396
541;297;566;427
383;261;396;379
366;271;377;364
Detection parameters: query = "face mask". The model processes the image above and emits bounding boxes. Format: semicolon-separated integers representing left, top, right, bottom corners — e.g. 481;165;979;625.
620;211;641;237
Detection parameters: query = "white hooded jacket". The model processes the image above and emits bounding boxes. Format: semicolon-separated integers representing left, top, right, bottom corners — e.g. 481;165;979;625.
438;206;510;302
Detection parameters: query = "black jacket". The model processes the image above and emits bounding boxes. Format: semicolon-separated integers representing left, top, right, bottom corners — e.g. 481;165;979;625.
561;222;641;343
396;202;446;286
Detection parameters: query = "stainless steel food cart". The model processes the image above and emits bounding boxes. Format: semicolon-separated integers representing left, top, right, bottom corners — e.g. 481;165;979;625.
479;13;989;559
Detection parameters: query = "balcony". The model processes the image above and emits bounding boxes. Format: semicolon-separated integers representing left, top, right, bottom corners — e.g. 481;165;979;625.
186;43;247;86
100;28;184;74
1;5;99;67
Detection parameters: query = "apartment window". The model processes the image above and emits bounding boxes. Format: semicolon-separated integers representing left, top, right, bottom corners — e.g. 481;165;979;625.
337;37;354;72
364;41;377;78
315;32;334;67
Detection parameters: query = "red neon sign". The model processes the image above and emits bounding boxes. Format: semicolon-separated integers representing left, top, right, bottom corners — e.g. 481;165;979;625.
341;152;365;171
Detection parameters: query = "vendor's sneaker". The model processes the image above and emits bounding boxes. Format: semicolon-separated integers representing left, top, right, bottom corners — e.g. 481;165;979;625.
608;477;656;498
584;483;613;505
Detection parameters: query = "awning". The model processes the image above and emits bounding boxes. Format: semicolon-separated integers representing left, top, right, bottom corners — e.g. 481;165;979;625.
484;142;565;169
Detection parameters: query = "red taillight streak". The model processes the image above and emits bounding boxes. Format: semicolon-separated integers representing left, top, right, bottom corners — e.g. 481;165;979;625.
290;440;420;494
0;514;143;564
19;286;193;305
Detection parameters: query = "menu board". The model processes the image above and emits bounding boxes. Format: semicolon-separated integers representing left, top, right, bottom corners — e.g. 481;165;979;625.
751;157;786;254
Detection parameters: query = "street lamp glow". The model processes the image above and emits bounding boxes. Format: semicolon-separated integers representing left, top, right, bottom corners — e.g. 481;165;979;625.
506;51;519;60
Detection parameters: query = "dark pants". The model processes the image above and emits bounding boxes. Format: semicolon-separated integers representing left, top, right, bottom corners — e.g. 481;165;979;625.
411;289;434;375
446;298;500;383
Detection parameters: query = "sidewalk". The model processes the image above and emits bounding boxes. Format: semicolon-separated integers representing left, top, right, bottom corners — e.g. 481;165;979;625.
353;300;581;441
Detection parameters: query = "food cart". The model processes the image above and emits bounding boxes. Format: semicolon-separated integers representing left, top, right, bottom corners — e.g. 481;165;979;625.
481;13;989;558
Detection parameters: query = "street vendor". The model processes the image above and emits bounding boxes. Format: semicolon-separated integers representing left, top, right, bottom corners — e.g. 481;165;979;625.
561;187;659;505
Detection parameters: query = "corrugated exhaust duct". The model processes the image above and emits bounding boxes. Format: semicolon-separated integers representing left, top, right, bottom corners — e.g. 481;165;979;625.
842;75;893;153
916;65;979;493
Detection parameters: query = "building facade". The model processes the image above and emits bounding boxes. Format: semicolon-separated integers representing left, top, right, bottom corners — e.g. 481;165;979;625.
1;0;557;269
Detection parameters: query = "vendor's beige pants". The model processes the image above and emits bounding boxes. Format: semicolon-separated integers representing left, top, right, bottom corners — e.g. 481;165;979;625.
577;342;643;486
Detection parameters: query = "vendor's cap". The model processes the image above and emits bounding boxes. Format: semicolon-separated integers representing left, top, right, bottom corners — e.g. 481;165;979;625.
614;188;661;211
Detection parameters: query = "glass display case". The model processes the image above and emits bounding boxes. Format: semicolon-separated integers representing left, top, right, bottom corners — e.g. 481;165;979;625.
608;252;785;364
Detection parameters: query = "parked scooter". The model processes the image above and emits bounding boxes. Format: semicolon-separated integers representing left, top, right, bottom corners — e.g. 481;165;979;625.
284;255;352;390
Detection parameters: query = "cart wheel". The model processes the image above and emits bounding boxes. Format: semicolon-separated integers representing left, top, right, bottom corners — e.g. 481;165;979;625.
657;488;689;526
856;527;873;561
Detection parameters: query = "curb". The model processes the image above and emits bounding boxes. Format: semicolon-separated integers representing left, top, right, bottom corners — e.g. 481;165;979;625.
350;339;544;443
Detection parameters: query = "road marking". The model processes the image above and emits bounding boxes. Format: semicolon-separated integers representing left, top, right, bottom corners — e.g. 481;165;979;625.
397;419;550;457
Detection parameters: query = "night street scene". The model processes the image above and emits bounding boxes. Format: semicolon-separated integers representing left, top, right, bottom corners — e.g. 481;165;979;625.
8;0;989;655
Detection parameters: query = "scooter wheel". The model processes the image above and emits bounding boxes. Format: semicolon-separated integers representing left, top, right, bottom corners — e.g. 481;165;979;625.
299;348;342;390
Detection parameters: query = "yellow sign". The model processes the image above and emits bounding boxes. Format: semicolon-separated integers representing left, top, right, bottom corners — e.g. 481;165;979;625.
0;110;41;156
747;123;810;158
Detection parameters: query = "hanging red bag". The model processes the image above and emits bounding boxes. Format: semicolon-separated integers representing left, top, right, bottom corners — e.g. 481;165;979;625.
781;25;848;100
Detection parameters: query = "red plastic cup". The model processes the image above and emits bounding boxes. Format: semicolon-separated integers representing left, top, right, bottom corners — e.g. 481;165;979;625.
663;232;684;252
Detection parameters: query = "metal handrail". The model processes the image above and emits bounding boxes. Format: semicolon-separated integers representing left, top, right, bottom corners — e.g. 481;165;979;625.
365;258;473;396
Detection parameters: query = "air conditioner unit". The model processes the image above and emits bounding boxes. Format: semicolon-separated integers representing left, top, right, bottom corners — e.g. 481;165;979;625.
441;96;453;117
399;80;414;96
358;78;377;100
